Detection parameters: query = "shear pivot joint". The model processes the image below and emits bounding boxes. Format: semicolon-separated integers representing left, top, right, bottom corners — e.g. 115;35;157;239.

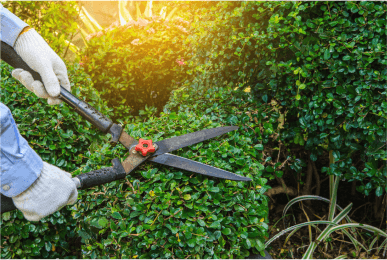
135;138;156;156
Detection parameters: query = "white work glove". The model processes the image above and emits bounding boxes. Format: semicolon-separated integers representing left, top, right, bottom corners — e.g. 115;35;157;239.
12;162;78;222
12;28;71;105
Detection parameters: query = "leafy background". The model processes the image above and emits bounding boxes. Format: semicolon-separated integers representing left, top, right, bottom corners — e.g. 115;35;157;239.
1;0;386;259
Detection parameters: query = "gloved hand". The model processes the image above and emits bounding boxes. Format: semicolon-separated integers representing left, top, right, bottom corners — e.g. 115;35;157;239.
12;162;78;221
12;28;71;105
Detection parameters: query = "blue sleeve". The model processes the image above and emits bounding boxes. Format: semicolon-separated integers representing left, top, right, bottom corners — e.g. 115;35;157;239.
0;102;43;197
0;3;30;47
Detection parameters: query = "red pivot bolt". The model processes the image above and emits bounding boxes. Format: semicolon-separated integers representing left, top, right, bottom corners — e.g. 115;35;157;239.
135;138;156;156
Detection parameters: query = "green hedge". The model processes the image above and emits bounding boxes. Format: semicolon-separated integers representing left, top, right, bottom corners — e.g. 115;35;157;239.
78;15;191;123
70;82;273;259
1;62;274;259
186;1;387;196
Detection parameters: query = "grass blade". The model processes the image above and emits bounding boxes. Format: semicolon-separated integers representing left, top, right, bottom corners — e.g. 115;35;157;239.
327;223;387;239
81;6;103;31
369;234;381;252
282;195;354;226
303;203;353;259
265;220;336;247
377;238;387;255
328;176;340;222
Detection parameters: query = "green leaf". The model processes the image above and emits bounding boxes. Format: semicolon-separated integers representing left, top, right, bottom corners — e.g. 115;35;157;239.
375;186;383;197
197;219;206;227
209;220;221;228
187;238;196;247
343;55;351;61
45;241;52;252
98;217;108;228
209;187;220;193
246;238;251;249
183;194;191;200
348;65;356;73
9;235;17;244
254;144;264;150
324;49;331;60
222;228;231;235
2;212;11;221
169;112;178;120
332;150;340;161
112;212;122;220
136;225;143;234
255;238;265;251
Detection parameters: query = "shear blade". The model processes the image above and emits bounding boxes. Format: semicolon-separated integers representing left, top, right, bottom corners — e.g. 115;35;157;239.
148;153;252;182
152;126;238;156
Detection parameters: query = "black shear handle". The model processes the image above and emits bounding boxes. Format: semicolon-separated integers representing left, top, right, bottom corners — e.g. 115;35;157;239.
1;41;113;134
1;158;127;213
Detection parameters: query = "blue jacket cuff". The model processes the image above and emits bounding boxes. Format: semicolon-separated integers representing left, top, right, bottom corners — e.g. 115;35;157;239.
1;148;43;197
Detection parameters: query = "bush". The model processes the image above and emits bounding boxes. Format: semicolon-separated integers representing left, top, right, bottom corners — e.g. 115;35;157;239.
1;60;273;259
1;1;80;59
78;16;191;123
186;1;387;196
69;82;274;259
0;61;113;258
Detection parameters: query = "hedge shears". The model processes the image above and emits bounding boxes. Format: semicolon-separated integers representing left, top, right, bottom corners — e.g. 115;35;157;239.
0;41;251;213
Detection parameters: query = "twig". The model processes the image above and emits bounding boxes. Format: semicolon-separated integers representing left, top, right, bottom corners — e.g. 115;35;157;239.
165;208;183;221
349;202;372;218
151;210;162;226
311;160;320;196
302;160;313;197
126;180;136;194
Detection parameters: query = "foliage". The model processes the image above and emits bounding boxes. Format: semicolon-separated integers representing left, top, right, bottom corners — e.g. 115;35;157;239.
77;15;191;123
1;1;80;59
0;61;113;259
0;60;273;259
186;1;387;196
69;83;273;259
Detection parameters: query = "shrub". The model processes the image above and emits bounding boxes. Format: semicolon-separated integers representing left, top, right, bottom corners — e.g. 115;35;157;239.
1;59;274;259
69;82;274;259
186;1;387;196
0;61;113;258
1;1;80;59
78;15;191;123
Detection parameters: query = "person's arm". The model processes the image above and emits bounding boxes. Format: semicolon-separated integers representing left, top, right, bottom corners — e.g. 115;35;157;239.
0;102;78;221
0;102;43;197
0;3;30;47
